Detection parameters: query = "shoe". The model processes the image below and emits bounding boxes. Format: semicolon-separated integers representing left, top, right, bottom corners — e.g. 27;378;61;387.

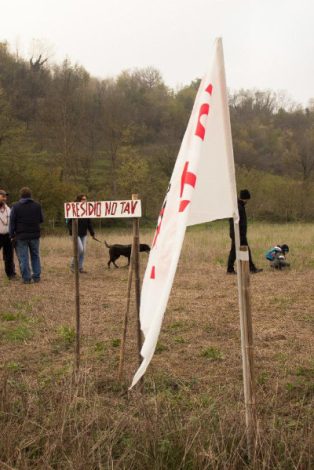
8;275;18;281
227;270;237;275
23;279;32;284
33;278;41;283
250;268;263;274
79;269;88;274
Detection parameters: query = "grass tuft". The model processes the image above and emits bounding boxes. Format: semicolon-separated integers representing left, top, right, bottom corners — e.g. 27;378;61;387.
201;347;224;360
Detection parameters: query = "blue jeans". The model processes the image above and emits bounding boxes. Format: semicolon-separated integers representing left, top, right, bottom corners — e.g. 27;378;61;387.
16;239;41;282
71;236;87;270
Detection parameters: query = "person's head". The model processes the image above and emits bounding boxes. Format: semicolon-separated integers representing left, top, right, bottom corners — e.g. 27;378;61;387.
76;194;87;202
280;244;289;253
239;189;251;204
19;187;32;199
0;189;8;206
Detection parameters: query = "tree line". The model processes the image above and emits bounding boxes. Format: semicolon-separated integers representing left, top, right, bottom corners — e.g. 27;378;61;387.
1;41;314;224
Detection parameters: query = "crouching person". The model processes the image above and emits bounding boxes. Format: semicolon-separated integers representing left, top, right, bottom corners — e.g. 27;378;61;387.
9;187;44;284
265;244;290;270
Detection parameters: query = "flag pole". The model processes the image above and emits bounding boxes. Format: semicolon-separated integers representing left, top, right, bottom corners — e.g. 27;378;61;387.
234;221;257;460
219;36;257;459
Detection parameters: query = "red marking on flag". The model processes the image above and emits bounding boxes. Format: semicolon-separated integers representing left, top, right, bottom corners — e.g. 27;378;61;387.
179;200;190;212
195;103;210;140
195;83;213;140
150;266;156;279
180;162;197;197
152;207;165;248
205;83;213;95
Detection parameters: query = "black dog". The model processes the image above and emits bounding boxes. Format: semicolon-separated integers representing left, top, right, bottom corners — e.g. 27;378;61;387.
105;241;150;268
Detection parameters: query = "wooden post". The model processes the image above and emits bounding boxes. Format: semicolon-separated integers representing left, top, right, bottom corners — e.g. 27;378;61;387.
132;194;142;368
118;194;142;382
234;222;257;460
118;247;134;380
72;218;80;372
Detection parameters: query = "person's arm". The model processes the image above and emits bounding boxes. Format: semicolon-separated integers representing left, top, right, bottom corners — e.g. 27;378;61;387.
87;219;95;237
238;204;247;240
228;218;234;238
9;206;16;238
40;206;44;224
68;219;73;236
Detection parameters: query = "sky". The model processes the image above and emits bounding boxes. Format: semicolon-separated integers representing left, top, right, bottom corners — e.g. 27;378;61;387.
1;0;313;106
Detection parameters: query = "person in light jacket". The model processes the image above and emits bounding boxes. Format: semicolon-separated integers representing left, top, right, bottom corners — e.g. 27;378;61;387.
0;189;17;280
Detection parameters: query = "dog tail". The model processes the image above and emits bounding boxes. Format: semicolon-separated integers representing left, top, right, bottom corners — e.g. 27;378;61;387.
104;240;111;248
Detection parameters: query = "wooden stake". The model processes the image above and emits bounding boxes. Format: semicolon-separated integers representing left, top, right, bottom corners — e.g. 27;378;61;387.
234;222;257;460
72;218;80;372
132;194;142;368
118;246;134;380
118;194;143;382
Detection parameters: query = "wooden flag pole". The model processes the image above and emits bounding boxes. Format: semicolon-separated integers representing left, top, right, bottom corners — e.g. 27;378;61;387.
132;194;142;369
234;221;257;460
72;218;81;372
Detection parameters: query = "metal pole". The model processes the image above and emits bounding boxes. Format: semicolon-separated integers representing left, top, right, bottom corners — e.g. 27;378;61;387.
72;218;80;372
234;221;257;460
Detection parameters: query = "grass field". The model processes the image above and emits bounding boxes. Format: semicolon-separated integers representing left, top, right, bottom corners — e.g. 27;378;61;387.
0;222;313;469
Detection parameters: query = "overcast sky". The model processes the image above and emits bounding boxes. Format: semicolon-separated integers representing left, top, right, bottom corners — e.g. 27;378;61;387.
1;0;313;105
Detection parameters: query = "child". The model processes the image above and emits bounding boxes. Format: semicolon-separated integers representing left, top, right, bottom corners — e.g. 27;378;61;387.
265;244;290;270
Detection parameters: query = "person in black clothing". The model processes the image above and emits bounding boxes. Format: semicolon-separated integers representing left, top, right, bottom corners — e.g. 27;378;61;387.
68;194;96;273
227;189;262;274
9;187;44;284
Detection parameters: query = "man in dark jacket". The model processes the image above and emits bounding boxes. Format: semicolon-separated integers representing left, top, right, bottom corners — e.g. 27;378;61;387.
227;189;262;274
68;194;96;273
9;187;44;284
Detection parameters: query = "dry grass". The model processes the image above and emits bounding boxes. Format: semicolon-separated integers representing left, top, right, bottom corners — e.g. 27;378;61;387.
0;222;313;469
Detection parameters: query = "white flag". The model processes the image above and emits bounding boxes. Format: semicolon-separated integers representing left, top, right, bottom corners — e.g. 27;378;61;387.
131;38;239;387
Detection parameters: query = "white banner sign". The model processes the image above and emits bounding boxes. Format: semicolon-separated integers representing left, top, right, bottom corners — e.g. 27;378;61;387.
131;38;239;387
64;200;142;219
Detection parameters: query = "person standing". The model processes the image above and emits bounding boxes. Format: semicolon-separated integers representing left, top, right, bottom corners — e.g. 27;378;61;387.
227;189;262;274
9;187;44;284
0;189;17;280
68;194;96;273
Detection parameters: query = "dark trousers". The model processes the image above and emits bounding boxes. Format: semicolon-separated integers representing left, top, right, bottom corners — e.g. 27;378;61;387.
0;233;16;278
227;237;256;272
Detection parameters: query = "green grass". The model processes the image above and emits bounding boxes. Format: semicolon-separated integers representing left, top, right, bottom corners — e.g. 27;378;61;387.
58;325;75;343
174;336;186;344
169;320;186;330
5;361;23;372
111;338;121;348
94;341;108;353
0;227;313;469
0;312;28;322
201;347;224;361
0;325;33;342
156;341;168;353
